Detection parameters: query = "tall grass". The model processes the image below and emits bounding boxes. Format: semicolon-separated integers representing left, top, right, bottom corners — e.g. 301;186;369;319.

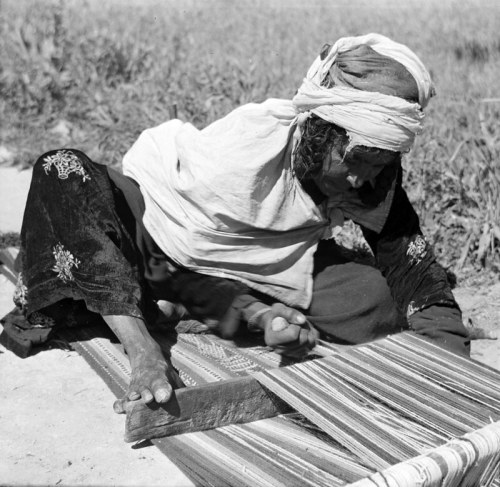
1;0;499;275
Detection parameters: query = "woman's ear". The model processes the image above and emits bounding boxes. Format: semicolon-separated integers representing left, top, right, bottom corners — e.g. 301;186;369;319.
320;43;332;60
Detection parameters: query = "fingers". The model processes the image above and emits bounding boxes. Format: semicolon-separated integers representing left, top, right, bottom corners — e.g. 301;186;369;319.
218;305;241;339
469;328;497;340
271;317;290;332
273;329;316;359
113;398;127;414
271;303;307;325
127;390;141;401
306;325;320;349
263;307;319;358
134;379;172;404
150;378;173;403
113;381;173;415
266;322;301;347
140;388;154;403
265;320;318;352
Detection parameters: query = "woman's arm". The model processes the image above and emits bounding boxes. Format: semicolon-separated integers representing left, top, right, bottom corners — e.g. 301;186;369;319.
150;263;317;357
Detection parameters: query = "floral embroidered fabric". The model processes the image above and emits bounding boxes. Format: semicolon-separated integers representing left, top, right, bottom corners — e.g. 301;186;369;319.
13;273;28;310
43;150;91;182
406;235;427;265
0;149;146;357
52;243;81;282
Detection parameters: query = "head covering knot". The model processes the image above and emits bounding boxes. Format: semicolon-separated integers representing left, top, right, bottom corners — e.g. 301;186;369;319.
292;33;434;152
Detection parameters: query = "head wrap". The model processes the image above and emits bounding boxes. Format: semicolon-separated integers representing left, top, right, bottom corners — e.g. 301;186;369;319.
292;33;434;152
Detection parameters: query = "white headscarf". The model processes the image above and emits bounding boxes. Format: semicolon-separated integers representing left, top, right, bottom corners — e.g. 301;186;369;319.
292;33;434;152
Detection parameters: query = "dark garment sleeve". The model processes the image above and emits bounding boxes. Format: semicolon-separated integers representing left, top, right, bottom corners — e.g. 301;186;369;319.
359;168;470;356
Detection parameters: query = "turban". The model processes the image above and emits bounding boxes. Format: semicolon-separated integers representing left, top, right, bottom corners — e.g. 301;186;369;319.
292;33;434;152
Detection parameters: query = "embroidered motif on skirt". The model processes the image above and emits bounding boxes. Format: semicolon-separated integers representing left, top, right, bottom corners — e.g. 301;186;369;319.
52;243;81;282
407;300;418;320
43;150;91;182
406;235;427;265
13;272;28;310
29;311;56;329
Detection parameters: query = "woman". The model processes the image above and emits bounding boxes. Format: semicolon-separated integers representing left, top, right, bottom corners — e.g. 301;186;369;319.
1;34;469;412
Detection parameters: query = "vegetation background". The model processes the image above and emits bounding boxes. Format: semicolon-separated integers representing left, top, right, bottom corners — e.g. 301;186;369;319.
1;0;499;281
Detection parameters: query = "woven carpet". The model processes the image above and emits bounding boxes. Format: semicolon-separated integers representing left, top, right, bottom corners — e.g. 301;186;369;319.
59;325;374;486
59;325;500;487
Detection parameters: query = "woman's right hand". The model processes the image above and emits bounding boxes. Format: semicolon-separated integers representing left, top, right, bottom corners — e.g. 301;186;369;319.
258;303;319;359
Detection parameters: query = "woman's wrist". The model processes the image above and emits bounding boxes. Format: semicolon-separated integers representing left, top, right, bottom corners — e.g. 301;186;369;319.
247;305;272;332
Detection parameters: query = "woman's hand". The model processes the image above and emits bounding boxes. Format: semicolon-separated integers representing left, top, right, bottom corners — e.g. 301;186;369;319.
257;303;319;359
102;314;184;414
113;345;184;414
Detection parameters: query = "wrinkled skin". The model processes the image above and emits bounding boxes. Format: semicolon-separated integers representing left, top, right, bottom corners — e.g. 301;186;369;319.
258;303;319;359
103;315;183;414
314;142;399;194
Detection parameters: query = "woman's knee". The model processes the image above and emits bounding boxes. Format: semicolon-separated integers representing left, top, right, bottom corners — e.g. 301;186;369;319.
308;262;404;343
311;262;393;312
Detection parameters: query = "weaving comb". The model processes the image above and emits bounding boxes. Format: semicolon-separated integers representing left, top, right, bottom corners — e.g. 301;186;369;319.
124;374;291;442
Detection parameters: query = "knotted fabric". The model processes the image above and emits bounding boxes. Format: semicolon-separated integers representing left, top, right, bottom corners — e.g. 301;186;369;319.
293;33;434;152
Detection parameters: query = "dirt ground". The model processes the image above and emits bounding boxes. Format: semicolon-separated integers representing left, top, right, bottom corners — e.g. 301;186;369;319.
0;278;195;487
0;167;195;486
455;281;500;370
1;166;499;486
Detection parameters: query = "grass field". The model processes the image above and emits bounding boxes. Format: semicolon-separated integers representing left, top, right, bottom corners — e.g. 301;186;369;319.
1;0;499;276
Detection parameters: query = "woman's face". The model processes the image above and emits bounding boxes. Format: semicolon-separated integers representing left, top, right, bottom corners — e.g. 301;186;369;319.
313;143;398;195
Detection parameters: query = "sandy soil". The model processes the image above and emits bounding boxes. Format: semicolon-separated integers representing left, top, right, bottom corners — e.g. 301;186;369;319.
456;282;500;370
0;275;194;487
1;166;499;486
0;167;194;486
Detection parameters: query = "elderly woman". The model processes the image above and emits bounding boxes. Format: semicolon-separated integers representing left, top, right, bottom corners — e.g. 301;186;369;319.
1;34;469;412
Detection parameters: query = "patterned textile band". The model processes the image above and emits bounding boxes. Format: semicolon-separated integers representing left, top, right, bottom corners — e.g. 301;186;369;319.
349;422;500;487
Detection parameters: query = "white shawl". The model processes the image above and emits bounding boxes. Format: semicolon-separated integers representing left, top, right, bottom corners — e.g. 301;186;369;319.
123;99;327;308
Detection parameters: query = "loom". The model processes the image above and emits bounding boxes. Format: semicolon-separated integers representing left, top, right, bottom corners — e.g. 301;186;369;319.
2;247;498;486
121;329;500;487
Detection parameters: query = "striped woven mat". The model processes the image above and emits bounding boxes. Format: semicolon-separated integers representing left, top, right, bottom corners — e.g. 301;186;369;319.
60;325;374;486
60;326;500;487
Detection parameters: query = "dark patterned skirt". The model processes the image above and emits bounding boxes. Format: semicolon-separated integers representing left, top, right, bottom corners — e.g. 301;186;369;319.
0;149;151;357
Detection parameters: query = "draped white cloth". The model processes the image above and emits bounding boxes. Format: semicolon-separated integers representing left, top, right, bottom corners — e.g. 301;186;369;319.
122;34;432;308
123;99;327;308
